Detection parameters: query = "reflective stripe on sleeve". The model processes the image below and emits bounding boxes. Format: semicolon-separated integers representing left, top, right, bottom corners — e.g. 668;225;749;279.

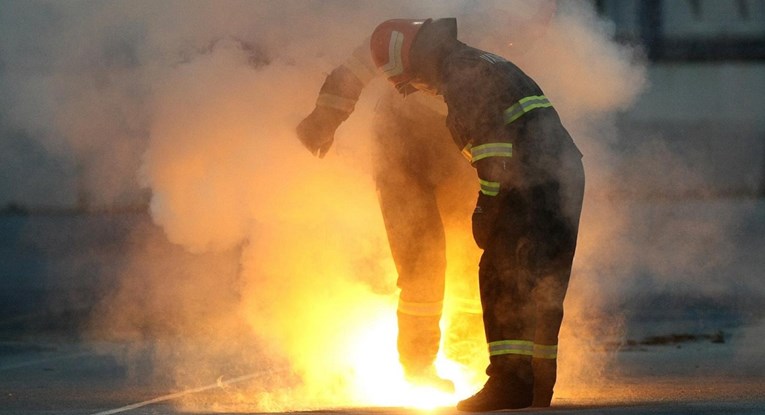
316;93;357;113
342;54;377;85
470;142;513;163
461;143;473;162
479;179;501;196
503;95;552;125
488;340;535;357
533;344;558;359
398;298;443;317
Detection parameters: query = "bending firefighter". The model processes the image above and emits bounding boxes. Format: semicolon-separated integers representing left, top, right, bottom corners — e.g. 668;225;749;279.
296;36;477;391
368;19;585;411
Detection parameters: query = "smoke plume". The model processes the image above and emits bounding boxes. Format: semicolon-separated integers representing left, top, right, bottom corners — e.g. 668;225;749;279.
12;0;742;410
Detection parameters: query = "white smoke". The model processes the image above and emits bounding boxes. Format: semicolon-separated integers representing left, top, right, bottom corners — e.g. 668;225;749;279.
0;0;660;409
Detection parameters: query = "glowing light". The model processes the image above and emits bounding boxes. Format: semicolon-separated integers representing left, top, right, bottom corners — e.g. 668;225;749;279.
337;299;481;410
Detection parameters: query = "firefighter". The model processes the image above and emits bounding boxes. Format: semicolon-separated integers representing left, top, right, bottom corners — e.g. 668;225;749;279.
368;18;585;411
295;39;476;392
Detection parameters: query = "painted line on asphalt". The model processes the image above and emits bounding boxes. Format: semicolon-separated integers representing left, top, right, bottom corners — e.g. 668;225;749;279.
88;370;278;415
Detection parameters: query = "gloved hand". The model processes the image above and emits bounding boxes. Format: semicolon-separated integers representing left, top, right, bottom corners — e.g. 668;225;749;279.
296;106;346;158
471;191;502;249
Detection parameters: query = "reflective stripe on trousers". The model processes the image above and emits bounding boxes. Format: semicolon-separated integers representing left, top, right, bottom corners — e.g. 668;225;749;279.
398;298;443;317
488;340;558;359
452;296;482;315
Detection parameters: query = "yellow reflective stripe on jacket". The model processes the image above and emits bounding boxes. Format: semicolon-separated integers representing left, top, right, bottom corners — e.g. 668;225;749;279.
503;95;552;125
461;143;473;162
488;340;535;357
316;93;357;113
479;178;501;196
470;142;513;163
398;298;443;317
533;344;558;359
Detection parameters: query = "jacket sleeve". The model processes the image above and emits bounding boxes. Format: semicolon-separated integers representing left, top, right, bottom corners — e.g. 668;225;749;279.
468;125;519;249
314;38;378;121
471;140;518;197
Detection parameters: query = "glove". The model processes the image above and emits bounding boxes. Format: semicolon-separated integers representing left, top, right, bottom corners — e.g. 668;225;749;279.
296;106;346;158
471;191;502;249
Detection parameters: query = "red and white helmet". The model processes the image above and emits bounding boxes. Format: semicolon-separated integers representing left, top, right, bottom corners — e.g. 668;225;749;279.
370;19;431;94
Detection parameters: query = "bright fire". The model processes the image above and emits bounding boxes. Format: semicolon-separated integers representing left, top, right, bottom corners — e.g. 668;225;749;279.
343;302;481;410
229;164;488;412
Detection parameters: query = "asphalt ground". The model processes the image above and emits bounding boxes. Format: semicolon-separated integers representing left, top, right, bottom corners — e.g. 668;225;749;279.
1;333;763;415
1;202;764;414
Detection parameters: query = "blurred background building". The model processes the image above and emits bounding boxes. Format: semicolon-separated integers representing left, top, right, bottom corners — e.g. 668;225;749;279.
597;0;765;198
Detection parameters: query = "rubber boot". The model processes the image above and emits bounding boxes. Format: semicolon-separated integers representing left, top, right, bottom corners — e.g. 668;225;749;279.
404;364;455;393
456;356;533;412
532;357;556;407
398;312;454;393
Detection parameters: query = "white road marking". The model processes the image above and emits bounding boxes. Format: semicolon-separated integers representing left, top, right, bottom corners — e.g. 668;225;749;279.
88;370;276;415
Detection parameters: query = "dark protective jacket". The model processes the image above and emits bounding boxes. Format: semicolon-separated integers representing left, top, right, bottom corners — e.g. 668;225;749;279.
316;41;581;208
433;43;585;401
440;44;582;197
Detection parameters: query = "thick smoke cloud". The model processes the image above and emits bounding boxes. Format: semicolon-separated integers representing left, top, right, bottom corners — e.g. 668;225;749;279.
0;0;671;410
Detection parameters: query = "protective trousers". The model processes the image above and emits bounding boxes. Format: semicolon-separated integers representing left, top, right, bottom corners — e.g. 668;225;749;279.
377;170;445;374
372;91;467;376
479;154;584;406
